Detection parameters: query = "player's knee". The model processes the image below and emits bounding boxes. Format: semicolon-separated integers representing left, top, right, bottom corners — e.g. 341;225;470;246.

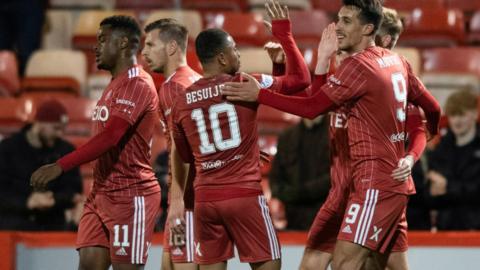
78;248;110;270
250;259;281;270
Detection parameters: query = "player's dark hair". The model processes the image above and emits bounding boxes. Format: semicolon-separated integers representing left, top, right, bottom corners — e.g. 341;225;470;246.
100;15;141;50
144;18;188;52
343;0;383;35
195;28;232;65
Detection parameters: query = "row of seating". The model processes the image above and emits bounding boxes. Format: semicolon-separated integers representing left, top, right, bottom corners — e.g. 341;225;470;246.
49;0;480;14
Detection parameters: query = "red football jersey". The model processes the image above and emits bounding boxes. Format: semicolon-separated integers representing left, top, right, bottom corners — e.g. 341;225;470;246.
92;65;160;196
323;47;426;195
172;74;280;198
159;66;200;208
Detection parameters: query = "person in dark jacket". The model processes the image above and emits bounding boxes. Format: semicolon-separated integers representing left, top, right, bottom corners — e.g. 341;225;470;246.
0;99;83;230
427;89;480;230
269;116;330;230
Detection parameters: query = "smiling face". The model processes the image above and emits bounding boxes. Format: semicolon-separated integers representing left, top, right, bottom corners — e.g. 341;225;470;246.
94;26;120;71
221;35;241;75
142;29;168;73
448;110;478;138
335;6;368;53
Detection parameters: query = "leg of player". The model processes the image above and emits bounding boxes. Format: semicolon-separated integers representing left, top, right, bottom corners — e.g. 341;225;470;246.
112;263;144;270
299;249;332;270
199;262;227;270
161;251;173;270
250;259;281;270
385;251;408;270
78;247;111;270
332;240;371;270
173;263;199;270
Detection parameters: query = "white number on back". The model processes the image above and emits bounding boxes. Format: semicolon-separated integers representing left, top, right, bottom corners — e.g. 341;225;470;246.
391;72;407;122
191;102;242;154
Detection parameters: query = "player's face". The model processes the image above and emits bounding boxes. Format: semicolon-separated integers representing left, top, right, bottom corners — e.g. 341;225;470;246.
336;6;368;53
95;26;119;71
142;29;168;73
448;110;478;138
37;122;66;147
222;35;240;75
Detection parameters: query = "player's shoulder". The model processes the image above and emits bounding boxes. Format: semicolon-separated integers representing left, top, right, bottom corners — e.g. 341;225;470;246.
120;66;156;93
167;66;201;89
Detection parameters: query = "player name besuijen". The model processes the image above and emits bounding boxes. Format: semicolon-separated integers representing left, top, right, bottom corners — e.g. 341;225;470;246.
186;84;223;104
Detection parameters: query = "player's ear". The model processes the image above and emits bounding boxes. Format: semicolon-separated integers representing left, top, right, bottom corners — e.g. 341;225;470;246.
167;40;178;56
362;23;375;36
217;52;227;66
119;36;129;50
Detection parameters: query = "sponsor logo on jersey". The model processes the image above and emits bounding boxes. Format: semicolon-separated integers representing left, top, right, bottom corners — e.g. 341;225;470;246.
390;131;405;143
116;98;136;107
201;160;225;170
328;75;342;86
260;74;274;89
115;247;128;256
92;105;109;122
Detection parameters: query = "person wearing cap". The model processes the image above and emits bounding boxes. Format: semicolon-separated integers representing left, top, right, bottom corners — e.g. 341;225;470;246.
0;99;83;230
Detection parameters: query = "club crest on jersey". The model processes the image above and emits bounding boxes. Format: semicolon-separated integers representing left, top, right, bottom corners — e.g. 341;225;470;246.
328;75;341;86
260;74;274;88
92;105;109;122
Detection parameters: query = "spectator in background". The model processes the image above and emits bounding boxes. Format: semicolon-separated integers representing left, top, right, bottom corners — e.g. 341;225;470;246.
427;89;480;230
269;116;330;230
0;0;48;76
0;99;83;230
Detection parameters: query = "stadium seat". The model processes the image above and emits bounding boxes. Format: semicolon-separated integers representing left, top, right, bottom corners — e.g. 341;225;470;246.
468;11;480;44
21;94;96;136
50;0;114;9
446;0;480;14
0;98;32;136
383;0;445;12
42;10;74;50
182;0;248;12
399;8;465;48
238;48;273;74
257;105;300;133
311;0;341;13
301;46;318;72
23;49;87;96
0;51;20;96
204;12;271;46
86;71;111;100
289;10;331;48
116;0;177;9
248;0;311;10
421;48;480;108
392;47;421;75
73;10;136;73
143;10;203;40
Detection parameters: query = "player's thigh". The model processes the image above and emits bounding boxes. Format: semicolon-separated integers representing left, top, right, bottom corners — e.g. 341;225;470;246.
299;248;332;270
222;195;281;263
250;259;281;270
386;251;408;270
199;262;227;270
161;250;173;270
173;263;199;270
112;263;144;270
332;240;371;270
306;206;343;254
78;246;111;270
98;193;161;265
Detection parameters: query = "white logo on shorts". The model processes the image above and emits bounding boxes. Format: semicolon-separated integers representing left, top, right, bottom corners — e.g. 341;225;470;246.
369;226;383;242
342;225;352;234
195;242;203;257
172;247;184;256
115;247;128;256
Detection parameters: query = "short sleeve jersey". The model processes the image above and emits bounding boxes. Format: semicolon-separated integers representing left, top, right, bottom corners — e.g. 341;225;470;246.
92;65;160;197
172;73;276;193
322;47;427;195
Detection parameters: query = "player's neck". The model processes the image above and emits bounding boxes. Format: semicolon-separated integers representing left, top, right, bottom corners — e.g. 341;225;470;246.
350;38;376;54
111;56;137;78
164;57;188;79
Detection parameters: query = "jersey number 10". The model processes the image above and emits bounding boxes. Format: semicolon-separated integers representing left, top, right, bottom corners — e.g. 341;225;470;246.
191;102;242;155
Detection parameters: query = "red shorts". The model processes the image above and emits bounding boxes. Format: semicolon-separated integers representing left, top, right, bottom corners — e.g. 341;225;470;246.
76;192;161;264
163;210;195;263
194;195;281;264
306;205;344;253
337;189;408;254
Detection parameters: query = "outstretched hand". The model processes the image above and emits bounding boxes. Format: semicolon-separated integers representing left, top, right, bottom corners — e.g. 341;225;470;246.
264;41;286;64
30;163;63;190
223;72;262;102
265;0;289;21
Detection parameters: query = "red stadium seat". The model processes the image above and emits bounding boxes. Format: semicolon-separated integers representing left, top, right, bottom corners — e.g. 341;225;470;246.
204;12;271;46
0;98;32;136
116;0;177;9
248;0;311;10
311;0;342;13
182;0;247;12
383;0;445;12
399;8;465;47
0;51;20;96
422;48;480;76
446;0;480;13
468;11;480;44
289;10;331;48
